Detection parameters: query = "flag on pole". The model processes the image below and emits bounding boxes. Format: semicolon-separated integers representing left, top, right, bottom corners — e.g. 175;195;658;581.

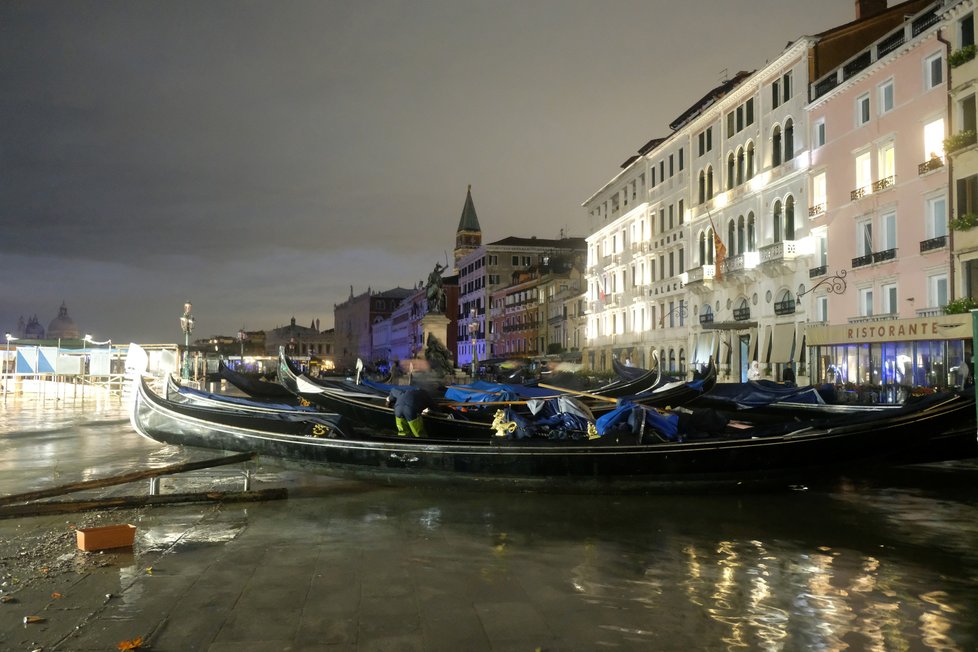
707;212;726;281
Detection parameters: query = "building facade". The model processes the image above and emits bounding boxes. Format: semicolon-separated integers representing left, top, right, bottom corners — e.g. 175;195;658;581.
804;1;972;399
582;0;941;386
456;236;586;366
333;286;413;371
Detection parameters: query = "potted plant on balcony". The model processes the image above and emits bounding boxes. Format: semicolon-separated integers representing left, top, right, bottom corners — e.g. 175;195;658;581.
943;297;978;315
943;130;977;154
950;212;978;232
949;44;977;68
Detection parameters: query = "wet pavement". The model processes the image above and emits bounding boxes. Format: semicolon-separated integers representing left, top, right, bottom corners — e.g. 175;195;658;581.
2;396;978;651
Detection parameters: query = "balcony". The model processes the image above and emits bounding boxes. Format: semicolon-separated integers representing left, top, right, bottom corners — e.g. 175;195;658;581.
852;253;873;268
809;203;825;218
720;254;745;275
733;306;751;321
872;248;897;263
685;265;715;284
918;157;944;175
774;299;796;316
760;240;799;264
699;313;714;325
872;176;894;192
809;265;827;278
920;235;947;253
850;186;868;201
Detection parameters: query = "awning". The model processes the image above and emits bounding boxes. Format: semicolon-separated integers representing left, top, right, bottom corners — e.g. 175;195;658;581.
758;325;772;363
796;323;807;362
770;322;796;363
701;320;758;330
692;332;714;364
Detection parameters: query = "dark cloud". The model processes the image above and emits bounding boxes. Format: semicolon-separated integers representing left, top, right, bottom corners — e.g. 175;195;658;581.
0;0;855;342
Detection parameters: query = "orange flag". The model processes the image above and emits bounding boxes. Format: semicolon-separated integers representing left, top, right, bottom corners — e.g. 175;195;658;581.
708;213;726;281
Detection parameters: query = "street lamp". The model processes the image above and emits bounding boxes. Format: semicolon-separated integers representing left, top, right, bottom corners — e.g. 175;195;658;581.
83;333;111;348
3;333;17;383
468;308;478;378
179;301;195;380
238;328;246;362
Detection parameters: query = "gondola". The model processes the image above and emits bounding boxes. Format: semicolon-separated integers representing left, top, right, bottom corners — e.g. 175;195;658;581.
129;371;978;493
217;359;298;401
278;351;715;438
165;374;328;418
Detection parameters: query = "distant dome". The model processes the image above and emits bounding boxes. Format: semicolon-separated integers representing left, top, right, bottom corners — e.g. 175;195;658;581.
23;315;45;339
47;302;80;339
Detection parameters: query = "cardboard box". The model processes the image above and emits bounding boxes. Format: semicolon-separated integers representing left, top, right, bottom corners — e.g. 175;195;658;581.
76;524;136;551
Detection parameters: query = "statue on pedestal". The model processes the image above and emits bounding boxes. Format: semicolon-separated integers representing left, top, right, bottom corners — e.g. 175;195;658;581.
424;262;447;314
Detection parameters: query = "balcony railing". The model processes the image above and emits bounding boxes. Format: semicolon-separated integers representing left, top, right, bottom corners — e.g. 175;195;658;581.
852;253;873;268
699;313;714;325
918;157;944;175
872;176;895;192
810;265;827;278
809;203;825;217
733;307;751;321
850;186;868;201
872;248;897;263
774;299;796;316
920;235;947;252
686;265;716;283
721;254;745;275
760;240;799;264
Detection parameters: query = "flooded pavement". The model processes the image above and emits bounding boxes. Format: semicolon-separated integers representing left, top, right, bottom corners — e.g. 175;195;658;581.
2;398;978;651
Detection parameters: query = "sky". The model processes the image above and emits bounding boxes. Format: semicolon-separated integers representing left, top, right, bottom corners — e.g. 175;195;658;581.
0;0;859;344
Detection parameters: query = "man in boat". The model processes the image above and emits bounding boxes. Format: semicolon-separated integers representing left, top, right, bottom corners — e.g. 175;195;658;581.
387;386;433;437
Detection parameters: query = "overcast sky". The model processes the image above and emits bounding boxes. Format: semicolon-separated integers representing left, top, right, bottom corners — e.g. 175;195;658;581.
1;0;858;344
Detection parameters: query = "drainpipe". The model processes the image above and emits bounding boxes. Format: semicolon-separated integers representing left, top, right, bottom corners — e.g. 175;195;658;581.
939;27;955;300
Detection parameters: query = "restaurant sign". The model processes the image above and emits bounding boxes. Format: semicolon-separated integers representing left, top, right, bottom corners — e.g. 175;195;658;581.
806;313;972;346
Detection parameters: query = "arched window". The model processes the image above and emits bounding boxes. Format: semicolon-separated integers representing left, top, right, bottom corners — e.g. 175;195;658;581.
727;153;735;190
772;125;782;167
736;147;745;185
706;166;714;199
707;228;716;264
698;231;707;264
746;141;755;178
784;118;794;162
747;212;756;251
727;219;736;253
698;170;706;204
773;200;783;242
737;215;745;255
679;348;686;373
785;195;795;240
668;348;676;372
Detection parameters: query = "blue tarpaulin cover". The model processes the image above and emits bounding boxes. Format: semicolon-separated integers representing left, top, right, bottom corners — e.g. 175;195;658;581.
704;380;825;408
445;380;557;403
595;401;681;439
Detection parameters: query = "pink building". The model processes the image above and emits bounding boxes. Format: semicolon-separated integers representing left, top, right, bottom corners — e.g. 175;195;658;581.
806;5;972;399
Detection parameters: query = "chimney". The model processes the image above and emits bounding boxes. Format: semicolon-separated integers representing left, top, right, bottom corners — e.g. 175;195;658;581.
855;0;888;20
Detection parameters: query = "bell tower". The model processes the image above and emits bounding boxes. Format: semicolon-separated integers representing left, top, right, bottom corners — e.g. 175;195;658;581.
453;185;482;272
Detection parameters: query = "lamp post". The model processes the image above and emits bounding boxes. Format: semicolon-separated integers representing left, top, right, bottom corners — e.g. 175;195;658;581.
3;333;16;392
468;308;478;378
238;328;246;363
179;301;195;380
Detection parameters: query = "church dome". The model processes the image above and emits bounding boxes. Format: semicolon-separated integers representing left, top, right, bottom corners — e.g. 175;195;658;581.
23;315;45;339
47;302;80;339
